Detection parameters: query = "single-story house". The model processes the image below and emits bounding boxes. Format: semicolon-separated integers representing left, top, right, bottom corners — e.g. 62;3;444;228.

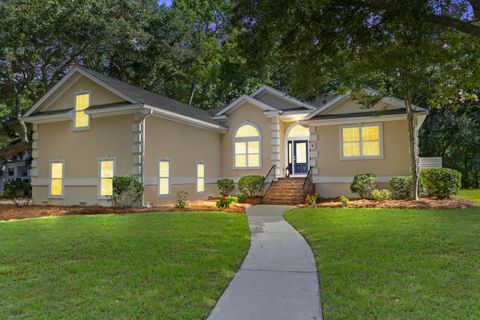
22;67;427;206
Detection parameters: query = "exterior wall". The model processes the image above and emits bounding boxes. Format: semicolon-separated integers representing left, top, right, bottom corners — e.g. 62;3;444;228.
32;114;135;205
143;115;222;205
313;119;411;198
43;76;125;112
323;98;393;115
222;102;273;178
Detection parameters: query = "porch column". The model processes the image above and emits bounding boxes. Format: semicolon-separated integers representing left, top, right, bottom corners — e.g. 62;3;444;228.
309;126;318;175
271;115;281;179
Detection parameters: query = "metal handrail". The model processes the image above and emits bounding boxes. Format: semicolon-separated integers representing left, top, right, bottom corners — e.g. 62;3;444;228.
302;167;313;196
261;165;276;197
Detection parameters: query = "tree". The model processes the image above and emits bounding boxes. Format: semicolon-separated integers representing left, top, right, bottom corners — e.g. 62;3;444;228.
234;0;480;199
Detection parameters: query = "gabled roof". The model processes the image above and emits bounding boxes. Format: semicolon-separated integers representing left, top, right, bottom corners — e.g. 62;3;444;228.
214;95;277;117
250;85;317;111
24;66;220;126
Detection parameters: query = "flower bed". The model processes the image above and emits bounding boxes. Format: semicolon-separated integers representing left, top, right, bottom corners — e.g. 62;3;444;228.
296;197;474;209
0;199;251;221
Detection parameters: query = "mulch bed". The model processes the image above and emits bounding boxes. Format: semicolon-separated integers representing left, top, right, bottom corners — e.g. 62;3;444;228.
295;197;475;209
0;199;258;221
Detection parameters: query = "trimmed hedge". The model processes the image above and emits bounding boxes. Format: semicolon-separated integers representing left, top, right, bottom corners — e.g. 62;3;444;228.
111;176;143;208
350;173;376;199
389;176;412;199
420;168;462;199
217;178;235;196
238;175;265;197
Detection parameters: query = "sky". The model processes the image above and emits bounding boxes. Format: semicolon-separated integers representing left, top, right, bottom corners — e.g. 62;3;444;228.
158;0;172;7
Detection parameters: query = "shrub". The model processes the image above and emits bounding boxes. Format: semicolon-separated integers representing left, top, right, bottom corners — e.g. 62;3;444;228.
238;175;265;198
110;176;143;208
305;193;321;207
3;179;32;206
226;195;238;203
371;189;392;201
339;195;349;207
389;176;412;199
420;168;462;199
217;178;235;196
175;191;189;208
216;197;234;208
350;173;376;198
237;194;247;203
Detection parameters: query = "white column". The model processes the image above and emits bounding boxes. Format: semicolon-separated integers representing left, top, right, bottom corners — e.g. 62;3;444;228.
131;115;143;177
271;116;281;179
30;124;39;177
309;126;319;175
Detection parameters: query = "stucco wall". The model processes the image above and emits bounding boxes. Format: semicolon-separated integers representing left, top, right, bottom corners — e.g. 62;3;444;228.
143;115;222;205
221;102;272;178
313;119;411;198
43;76;126;112
33;114;135;205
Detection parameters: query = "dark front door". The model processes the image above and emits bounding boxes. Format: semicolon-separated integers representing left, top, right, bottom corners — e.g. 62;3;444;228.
293;140;309;175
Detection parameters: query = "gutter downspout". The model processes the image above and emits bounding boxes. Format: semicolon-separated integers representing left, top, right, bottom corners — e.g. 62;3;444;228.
140;108;154;207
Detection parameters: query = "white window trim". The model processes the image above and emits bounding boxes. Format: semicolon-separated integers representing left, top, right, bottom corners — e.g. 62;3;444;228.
196;161;206;194
48;160;65;199
73;90;91;131
157;158;171;197
97;157;116;200
340;123;384;160
233;121;262;170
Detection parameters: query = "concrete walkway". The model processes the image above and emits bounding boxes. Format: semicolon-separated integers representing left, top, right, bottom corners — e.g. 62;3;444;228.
208;205;322;320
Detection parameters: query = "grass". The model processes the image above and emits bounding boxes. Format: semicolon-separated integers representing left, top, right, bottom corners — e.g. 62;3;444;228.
458;188;480;205
285;208;480;320
0;211;249;319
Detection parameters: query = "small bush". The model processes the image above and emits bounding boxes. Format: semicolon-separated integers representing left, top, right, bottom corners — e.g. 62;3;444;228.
217;178;235;196
175;191;189;208
305;193;321;207
371;189;392;201
339;195;349;207
389;176;412;199
237;194;247;203
3;179;31;206
110;176;143;208
420;168;462;199
216;197;234;208
350;173;376;198
238;175;265;198
226;195;238;203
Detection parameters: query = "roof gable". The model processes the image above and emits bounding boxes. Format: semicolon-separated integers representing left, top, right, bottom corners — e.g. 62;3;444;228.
251;85;316;110
214;95;277;117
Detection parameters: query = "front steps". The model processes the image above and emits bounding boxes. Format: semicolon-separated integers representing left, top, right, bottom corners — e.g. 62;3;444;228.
262;177;306;205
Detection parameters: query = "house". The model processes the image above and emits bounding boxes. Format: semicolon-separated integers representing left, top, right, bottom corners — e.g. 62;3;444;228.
0;151;32;191
22;67;427;206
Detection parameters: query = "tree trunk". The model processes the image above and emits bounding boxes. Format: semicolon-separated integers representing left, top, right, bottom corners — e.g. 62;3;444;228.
405;97;419;200
14;84;29;143
188;76;197;106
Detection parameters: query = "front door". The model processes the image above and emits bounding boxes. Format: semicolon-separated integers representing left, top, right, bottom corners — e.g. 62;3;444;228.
287;140;309;175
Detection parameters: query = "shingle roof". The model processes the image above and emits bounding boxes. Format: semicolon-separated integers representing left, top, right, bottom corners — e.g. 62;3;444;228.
310;108;427;120
303;94;342;109
78;67;219;125
31;108;72;117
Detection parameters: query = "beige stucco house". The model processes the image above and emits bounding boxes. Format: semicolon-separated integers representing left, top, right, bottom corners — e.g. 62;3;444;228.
22;67;427;206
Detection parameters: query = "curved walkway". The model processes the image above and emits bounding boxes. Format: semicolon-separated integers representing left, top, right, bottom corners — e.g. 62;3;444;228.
208;205;322;320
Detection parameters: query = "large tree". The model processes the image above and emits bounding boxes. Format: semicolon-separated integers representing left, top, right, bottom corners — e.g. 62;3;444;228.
234;0;480;199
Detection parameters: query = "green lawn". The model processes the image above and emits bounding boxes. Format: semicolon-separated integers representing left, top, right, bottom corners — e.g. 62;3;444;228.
458;188;480;205
0;212;249;319
285;208;480;320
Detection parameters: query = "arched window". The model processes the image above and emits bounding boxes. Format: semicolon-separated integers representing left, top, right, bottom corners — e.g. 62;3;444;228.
234;123;261;168
287;124;309;139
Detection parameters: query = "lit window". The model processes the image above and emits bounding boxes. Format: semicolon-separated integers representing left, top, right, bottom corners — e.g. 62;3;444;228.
99;160;114;197
287;124;309;138
159;160;170;195
50;161;63;197
75;93;90;129
341;125;382;159
197;162;205;193
234;123;261;168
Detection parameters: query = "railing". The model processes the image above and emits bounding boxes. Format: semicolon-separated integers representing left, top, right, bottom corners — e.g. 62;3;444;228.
302;167;313;197
261;165;276;197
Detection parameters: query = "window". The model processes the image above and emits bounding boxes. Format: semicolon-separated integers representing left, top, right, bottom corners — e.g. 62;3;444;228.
50;161;64;197
287;124;309;138
341;124;382;159
7;168;14;176
99;160;114;197
234;123;261;168
158;160;170;196
197;162;205;193
75;93;90;129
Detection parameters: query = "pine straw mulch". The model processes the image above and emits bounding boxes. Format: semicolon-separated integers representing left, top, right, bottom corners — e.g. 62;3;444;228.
295;197;475;209
0;199;257;221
